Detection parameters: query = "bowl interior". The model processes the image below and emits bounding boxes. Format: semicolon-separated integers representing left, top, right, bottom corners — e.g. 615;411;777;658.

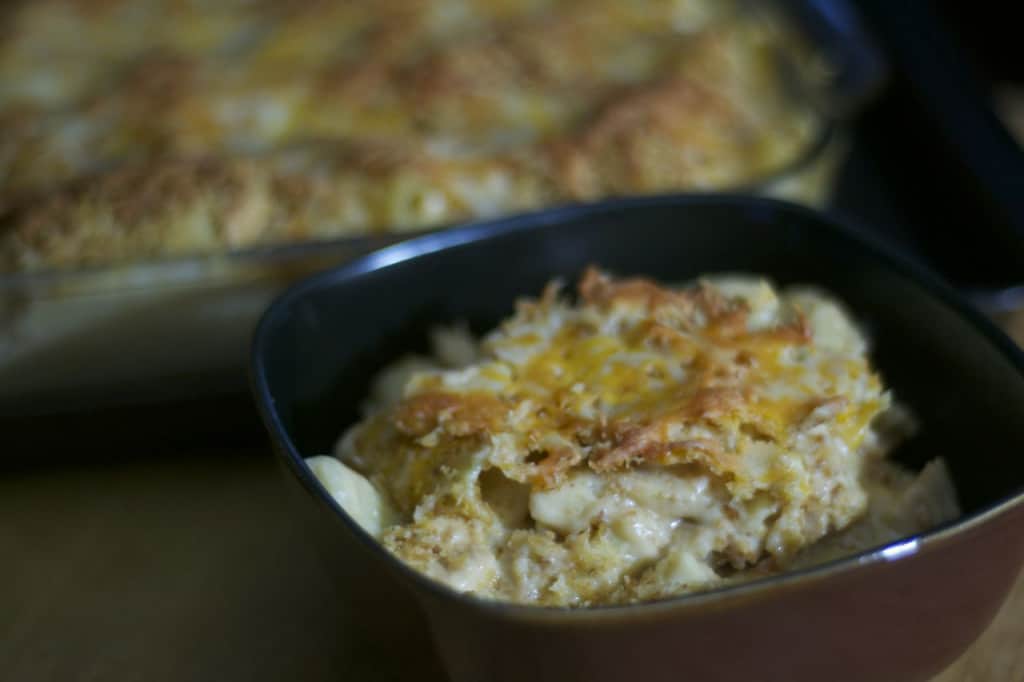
254;196;1024;517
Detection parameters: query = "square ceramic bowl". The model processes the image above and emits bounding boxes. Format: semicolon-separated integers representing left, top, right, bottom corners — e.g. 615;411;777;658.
251;195;1024;682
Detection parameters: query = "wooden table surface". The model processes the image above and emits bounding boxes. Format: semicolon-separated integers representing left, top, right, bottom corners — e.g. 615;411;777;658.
1;445;1022;682
3;319;1024;681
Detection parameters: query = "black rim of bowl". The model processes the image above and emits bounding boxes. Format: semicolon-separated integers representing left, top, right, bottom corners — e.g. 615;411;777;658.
251;193;1024;618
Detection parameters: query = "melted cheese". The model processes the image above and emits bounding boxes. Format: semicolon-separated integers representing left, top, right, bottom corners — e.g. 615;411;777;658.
310;270;959;606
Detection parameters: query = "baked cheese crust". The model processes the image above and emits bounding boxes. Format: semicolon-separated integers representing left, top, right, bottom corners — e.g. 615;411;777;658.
311;269;959;606
0;0;820;270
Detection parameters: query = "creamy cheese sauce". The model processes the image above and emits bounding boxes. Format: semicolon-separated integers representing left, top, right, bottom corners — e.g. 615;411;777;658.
310;270;959;606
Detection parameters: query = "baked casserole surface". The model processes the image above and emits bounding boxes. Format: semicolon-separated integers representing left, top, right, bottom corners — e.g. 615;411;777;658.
0;0;820;270
309;268;958;606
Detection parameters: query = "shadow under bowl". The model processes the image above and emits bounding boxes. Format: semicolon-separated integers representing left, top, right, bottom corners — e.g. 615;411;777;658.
251;195;1024;682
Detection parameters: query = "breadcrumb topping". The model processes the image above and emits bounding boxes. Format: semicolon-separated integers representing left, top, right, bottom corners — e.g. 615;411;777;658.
315;270;959;606
0;0;819;269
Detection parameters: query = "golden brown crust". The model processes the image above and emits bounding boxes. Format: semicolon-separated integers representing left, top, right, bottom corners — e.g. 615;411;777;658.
336;269;933;606
0;157;273;268
0;139;555;267
548;78;747;199
0;0;817;271
578;265;754;333
370;269;848;494
392;391;507;439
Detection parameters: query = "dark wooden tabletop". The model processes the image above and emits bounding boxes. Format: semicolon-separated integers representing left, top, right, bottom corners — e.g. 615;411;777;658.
0;445;450;682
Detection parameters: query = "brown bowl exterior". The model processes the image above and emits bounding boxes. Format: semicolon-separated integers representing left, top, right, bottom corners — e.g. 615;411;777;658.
270;440;449;679
422;503;1024;682
273;428;1024;682
252;196;1024;682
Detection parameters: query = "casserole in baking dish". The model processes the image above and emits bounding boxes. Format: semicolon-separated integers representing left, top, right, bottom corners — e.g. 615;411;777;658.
0;0;878;406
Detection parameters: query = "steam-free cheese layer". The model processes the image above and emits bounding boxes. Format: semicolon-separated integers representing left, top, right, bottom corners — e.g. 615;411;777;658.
309;269;959;606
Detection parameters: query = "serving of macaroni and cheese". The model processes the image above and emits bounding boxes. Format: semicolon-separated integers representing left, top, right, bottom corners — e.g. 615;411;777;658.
308;268;958;606
0;0;825;270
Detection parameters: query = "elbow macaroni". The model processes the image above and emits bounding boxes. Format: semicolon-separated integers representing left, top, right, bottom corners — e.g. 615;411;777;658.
308;269;959;606
306;455;396;537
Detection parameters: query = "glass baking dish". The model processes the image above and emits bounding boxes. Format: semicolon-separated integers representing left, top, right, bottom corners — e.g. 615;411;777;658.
0;0;882;411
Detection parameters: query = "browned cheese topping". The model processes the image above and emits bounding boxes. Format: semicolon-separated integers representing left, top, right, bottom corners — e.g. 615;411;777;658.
0;0;820;269
310;269;958;606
